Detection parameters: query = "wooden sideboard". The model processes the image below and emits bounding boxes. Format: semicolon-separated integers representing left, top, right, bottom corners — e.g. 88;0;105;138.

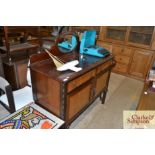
30;49;115;127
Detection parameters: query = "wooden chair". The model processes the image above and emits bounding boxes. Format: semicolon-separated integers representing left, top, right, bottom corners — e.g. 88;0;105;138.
0;76;15;113
0;62;33;113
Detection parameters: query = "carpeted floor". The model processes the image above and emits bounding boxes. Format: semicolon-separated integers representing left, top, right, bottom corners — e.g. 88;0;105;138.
0;73;144;128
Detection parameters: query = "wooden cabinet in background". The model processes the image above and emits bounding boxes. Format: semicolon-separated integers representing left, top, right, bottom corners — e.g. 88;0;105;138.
129;50;153;79
3;59;28;90
97;26;155;80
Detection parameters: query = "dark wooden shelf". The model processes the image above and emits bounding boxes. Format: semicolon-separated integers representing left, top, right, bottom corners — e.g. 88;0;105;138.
6;26;39;34
41;37;55;42
0;43;38;53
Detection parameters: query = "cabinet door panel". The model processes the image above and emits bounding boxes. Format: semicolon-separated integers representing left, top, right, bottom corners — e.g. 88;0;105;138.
106;27;127;41
16;61;28;88
95;72;109;96
67;82;92;120
128;26;154;46
129;50;153;78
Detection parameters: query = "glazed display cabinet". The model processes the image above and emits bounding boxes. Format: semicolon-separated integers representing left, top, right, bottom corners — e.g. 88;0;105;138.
97;26;155;80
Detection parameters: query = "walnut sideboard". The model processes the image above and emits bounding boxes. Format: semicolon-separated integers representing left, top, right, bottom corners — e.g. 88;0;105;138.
30;51;115;128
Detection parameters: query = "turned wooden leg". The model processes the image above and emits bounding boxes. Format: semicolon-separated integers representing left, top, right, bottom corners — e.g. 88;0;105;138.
101;88;108;104
100;92;103;101
62;123;70;129
59;123;68;129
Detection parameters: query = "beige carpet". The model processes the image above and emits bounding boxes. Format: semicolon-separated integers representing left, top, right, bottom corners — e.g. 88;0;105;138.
0;73;144;128
70;73;144;129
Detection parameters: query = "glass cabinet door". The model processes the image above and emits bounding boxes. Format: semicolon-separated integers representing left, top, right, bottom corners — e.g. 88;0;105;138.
128;26;154;46
106;26;127;41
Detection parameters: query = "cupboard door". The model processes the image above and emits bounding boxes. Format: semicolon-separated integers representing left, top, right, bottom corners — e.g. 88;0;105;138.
129;50;153;79
16;60;28;88
95;71;109;96
128;26;154;46
106;26;127;42
67;81;92;120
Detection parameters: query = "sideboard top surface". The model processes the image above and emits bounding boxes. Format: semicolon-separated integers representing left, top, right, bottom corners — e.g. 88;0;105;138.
30;52;114;83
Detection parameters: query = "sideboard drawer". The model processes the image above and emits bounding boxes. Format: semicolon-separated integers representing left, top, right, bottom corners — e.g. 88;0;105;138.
115;55;130;65
97;60;112;74
113;63;128;73
123;47;132;57
67;70;95;92
113;46;132;57
113;45;124;55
